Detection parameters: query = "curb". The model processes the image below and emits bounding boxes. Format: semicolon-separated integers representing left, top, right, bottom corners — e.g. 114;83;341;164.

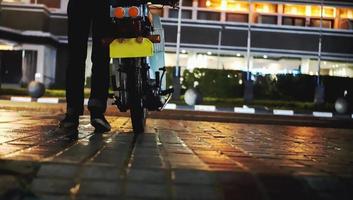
7;96;353;120
9;96;114;106
164;103;353;119
10;96;64;104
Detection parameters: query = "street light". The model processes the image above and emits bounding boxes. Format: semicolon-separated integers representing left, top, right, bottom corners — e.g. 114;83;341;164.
246;0;252;81
217;26;224;69
0;51;2;89
175;0;183;70
173;0;183;100
314;0;325;105
244;0;253;103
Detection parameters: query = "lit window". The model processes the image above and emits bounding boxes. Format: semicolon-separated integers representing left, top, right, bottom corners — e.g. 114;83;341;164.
284;4;335;18
220;0;227;11
202;0;249;12
226;1;249;12
3;0;31;3
340;8;353;19
311;6;335;18
284;4;306;16
255;3;277;14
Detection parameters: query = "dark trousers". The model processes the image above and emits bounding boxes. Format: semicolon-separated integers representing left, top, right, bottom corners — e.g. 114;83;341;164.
66;0;111;116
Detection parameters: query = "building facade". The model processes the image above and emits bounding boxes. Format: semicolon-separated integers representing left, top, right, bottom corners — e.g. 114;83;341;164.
0;0;352;87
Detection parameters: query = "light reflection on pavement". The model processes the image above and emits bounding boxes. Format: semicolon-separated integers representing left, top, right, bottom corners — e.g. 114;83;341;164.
0;109;352;200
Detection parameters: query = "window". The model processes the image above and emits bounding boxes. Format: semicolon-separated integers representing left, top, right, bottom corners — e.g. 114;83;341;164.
182;0;193;7
339;19;353;30
311;6;335;18
226;1;249;12
199;0;249;12
340;8;353;19
3;0;30;3
284;4;306;16
283;17;305;26
257;15;277;25
310;19;333;28
3;0;61;8
226;13;248;23
197;11;221;21
338;8;353;29
255;3;277;14
169;9;192;19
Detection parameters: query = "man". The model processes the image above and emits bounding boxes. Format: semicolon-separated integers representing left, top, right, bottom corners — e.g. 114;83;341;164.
59;0;112;133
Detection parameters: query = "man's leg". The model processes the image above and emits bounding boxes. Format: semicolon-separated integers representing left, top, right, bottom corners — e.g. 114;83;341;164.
62;0;92;129
88;0;111;132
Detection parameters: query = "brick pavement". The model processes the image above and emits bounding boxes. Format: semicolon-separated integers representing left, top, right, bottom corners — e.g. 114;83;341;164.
0;109;352;200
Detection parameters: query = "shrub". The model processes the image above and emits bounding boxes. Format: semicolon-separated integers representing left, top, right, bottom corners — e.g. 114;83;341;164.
166;67;353;103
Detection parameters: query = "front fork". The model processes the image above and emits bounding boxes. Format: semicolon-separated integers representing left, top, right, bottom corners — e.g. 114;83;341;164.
111;58;173;112
111;58;128;112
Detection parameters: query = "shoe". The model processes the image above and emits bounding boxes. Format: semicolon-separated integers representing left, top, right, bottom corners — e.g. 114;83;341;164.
59;114;79;130
91;115;111;133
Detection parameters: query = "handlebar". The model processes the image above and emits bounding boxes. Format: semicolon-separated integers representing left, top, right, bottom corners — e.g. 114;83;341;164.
109;0;178;7
149;0;178;6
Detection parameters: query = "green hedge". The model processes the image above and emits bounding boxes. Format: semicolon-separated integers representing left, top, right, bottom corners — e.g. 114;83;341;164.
167;67;353;104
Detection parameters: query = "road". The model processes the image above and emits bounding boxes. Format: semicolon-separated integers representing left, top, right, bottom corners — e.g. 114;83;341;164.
0;108;352;200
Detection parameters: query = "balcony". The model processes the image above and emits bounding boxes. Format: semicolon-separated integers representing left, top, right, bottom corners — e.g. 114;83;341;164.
164;0;353;30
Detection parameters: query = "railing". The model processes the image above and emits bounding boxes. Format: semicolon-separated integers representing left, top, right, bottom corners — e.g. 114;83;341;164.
2;0;352;31
164;4;353;31
1;0;65;12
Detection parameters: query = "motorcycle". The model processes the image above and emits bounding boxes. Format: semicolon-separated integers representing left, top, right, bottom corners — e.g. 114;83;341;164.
107;0;177;134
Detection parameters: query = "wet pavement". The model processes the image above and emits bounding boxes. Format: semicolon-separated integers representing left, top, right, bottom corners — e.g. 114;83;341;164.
0;109;353;200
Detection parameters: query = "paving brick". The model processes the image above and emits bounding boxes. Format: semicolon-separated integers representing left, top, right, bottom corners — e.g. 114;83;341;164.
77;196;118;200
37;163;79;178
90;150;128;167
260;175;320;200
24;194;70;200
127;169;168;184
81;165;122;180
173;185;222;200
0;175;21;196
172;169;216;185
216;172;258;187
222;185;264;200
79;180;122;196
0;144;27;155
52;138;105;163
31;178;74;194
125;183;170;199
133;147;160;156
131;154;164;167
302;176;350;193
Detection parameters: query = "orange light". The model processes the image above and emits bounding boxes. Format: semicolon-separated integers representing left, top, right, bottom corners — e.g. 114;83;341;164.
115;7;125;19
129;6;139;18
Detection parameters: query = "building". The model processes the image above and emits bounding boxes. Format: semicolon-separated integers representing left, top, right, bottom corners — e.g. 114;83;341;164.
0;0;352;88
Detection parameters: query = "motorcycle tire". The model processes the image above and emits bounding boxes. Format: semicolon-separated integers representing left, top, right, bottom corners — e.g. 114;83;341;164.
126;58;147;134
